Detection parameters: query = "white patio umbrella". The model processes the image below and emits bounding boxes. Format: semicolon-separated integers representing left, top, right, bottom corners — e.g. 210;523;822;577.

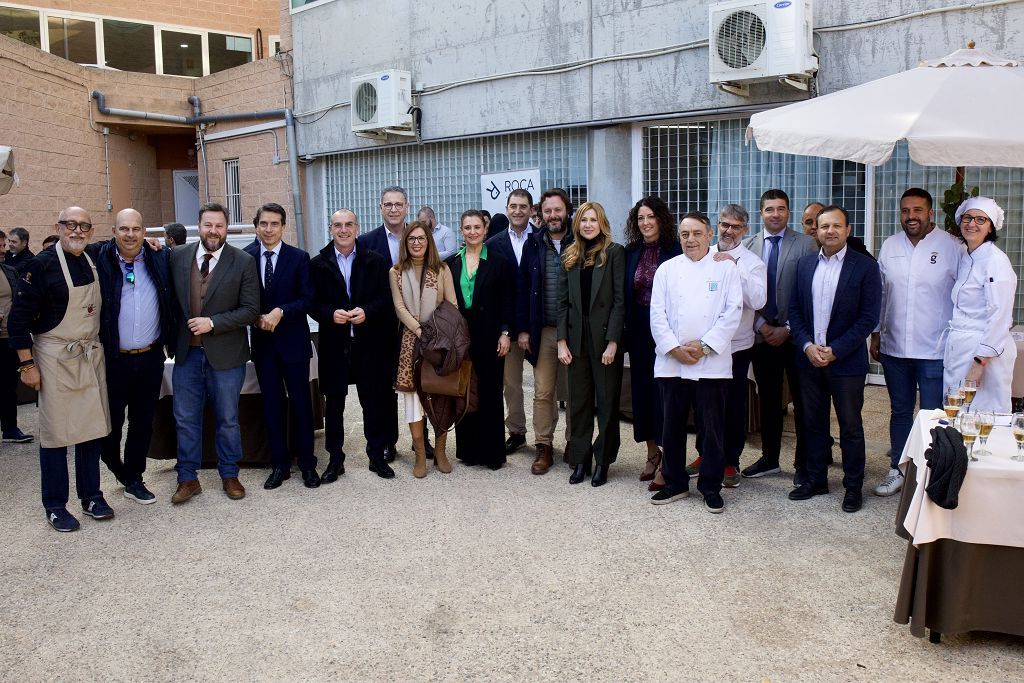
746;45;1024;168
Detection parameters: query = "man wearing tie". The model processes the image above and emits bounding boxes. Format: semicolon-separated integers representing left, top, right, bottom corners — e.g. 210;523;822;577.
244;203;319;490
742;189;817;485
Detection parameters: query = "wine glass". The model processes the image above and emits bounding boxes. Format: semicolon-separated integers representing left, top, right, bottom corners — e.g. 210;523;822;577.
943;385;963;424
976;410;994;457
1013;413;1024;462
959;412;979;462
961;379;978;412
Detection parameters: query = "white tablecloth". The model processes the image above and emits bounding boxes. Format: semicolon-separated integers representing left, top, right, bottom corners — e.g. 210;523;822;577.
158;343;319;399
900;410;1024;548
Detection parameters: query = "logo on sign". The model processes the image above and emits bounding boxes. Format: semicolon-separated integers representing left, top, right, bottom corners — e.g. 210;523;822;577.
381;74;390;81
774;0;792;7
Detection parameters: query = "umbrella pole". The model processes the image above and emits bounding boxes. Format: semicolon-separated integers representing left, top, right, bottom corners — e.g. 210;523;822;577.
955;166;965;185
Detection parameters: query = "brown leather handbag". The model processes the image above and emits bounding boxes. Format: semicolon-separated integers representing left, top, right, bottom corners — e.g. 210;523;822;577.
419;359;472;397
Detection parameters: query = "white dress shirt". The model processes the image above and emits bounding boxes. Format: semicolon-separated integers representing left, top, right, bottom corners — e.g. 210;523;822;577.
432;223;458;260
712;243;767;352
386;228;402;265
754;227;787;332
877;228;961;359
508;225;533;265
196;243;225;274
806;245;847;348
650;250;743;380
259;241;283;288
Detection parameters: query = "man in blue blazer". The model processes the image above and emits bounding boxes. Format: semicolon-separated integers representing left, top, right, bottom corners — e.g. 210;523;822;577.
244;203;319;490
787;205;881;513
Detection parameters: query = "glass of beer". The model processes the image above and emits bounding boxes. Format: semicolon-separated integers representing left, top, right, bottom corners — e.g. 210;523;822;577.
976;410;994;457
943;386;963;422
959;412;979;461
1013;413;1024;462
961;379;978;411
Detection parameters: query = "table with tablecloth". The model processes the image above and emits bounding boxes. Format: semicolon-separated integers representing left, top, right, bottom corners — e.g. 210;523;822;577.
148;343;323;466
893;410;1024;640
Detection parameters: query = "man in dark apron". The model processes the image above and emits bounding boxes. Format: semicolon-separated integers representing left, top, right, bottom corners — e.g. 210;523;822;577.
8;207;112;532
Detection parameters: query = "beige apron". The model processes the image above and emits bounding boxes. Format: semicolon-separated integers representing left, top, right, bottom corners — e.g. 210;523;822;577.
34;247;110;448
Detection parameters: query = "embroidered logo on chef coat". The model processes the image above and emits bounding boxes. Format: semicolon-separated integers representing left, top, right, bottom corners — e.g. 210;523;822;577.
708;280;719;292
85;304;96;317
930;252;938;264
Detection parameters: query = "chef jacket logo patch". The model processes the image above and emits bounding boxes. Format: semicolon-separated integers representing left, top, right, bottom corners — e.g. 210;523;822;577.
708;280;719;292
930;252;938;264
85;304;96;316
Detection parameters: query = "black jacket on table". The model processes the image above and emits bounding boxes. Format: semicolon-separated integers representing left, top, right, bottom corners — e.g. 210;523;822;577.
7;246;95;350
89;239;176;360
309;242;395;396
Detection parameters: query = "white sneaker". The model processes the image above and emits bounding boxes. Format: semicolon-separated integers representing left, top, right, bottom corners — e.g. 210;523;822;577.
874;468;904;497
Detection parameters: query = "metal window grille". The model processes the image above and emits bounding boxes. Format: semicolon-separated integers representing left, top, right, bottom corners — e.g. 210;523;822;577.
224;159;241;223
322;129;588;244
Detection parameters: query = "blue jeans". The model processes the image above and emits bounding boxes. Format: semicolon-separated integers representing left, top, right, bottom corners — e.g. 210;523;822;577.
40;439;103;510
879;354;944;467
172;347;246;482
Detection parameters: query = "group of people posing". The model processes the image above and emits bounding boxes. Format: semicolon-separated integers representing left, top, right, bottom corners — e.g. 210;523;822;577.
2;181;1016;530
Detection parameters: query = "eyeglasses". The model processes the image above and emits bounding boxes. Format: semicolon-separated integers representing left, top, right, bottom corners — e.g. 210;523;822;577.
719;221;746;232
407;236;427;244
124;260;135;285
382;203;406;211
58;220;93;232
960;214;990;227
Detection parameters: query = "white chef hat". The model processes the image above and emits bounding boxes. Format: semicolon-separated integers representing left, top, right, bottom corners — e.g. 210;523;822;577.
954;196;1005;231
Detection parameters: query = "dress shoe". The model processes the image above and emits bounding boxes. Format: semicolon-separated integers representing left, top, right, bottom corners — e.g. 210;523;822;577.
171;479;202;505
301;469;321;488
788;480;829;501
591;464;608;487
263;468;291;490
569;463;591;485
504;433;527;455
222;477;246;500
742;457;782;478
383;444;398;463
320;457;345;484
842;489;863;513
793;469;809;488
640;450;662;481
369;455;396;479
531;443;554;475
487;461;504;471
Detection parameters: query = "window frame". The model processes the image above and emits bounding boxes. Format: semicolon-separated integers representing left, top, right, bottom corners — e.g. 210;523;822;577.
224;159;242;224
290;0;341;15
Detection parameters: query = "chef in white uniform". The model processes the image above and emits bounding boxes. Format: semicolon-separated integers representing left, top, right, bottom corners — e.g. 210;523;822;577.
943;197;1017;412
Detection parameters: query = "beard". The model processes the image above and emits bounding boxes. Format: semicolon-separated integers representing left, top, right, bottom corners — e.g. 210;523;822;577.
200;233;225;252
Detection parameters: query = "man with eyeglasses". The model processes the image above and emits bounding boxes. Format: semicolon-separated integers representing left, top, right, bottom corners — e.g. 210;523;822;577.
686;205;767;488
86;208;175;504
8;207;114;532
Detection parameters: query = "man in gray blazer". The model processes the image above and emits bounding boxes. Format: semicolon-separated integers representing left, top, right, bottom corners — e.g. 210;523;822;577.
741;189;817;485
168;202;259;504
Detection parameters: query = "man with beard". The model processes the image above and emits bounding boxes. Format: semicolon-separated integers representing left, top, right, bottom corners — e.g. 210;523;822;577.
168;202;259;504
9;207;112;531
870;188;961;496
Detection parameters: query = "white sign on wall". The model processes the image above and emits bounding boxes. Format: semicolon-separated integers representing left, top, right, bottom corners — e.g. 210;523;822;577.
480;168;541;217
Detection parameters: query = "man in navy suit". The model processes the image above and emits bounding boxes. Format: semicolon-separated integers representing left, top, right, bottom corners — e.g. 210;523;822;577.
787;205;881;513
244;203;319;489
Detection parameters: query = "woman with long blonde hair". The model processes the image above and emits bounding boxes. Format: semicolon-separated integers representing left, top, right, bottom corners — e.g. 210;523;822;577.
556;202;626;487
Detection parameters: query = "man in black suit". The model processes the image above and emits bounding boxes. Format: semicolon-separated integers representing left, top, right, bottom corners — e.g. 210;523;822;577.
244;203;319;490
311;209;396;480
788;205;881;513
6;227;34;274
168;202;259;504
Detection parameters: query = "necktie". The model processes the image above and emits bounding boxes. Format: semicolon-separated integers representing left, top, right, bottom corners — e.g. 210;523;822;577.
264;251;275;289
201;253;213;279
763;235;782;323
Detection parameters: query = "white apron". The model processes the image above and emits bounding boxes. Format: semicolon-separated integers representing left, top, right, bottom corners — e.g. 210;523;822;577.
943;243;1017;413
34;247;111;448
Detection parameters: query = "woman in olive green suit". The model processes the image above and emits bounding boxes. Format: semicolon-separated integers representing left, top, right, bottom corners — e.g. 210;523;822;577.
556;202;626;487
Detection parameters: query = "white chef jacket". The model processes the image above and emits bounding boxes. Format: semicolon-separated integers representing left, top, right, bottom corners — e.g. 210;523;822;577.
878;228;961;359
712;242;767;353
943;241;1018;412
650;250;743;380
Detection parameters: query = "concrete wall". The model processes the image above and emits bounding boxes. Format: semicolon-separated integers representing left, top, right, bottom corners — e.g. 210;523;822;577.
291;0;1024;156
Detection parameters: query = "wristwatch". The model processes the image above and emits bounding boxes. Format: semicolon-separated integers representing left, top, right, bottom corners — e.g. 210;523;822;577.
699;341;712;357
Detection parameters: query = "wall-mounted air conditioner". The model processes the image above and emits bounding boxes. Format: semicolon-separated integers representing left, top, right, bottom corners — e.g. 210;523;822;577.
350;69;414;136
709;0;818;95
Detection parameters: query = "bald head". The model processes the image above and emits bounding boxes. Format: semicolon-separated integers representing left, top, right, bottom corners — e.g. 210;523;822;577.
55;206;93;255
57;206;91;225
330;209;359;254
113;207;145;259
802;202;825;239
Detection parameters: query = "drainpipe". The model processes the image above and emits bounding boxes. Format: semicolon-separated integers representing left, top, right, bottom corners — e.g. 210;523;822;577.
91;91;307;250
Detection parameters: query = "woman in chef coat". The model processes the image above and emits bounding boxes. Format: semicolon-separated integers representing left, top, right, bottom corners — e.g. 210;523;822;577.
944;197;1017;412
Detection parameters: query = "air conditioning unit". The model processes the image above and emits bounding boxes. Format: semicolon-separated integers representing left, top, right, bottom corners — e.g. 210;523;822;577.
709;0;817;95
350;69;415;136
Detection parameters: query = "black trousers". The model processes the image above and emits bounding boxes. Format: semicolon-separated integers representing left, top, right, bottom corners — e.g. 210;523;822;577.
626;304;663;445
324;340;395;462
566;325;623;467
254;350;316;471
751;341;806;475
798;366;866;492
724;347;754;467
0;337;20;434
659;377;728;496
101;348;165;485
